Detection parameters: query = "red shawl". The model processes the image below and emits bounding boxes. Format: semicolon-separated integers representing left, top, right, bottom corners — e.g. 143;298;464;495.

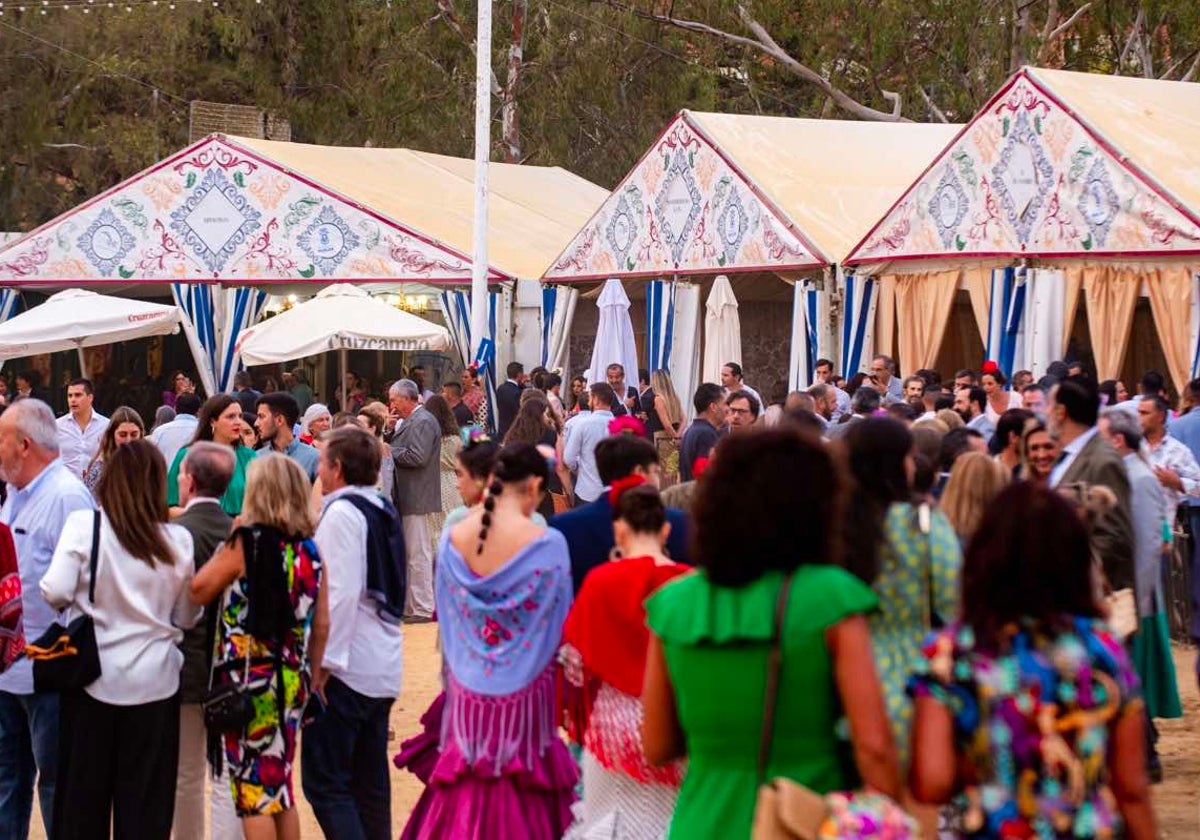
0;523;23;675
563;556;688;698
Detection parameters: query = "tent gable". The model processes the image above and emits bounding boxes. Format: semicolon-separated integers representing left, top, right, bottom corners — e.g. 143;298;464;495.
0;135;496;285
543;113;822;281
847;71;1200;265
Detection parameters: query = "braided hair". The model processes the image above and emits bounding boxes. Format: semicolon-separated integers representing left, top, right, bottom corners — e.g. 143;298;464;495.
477;442;550;555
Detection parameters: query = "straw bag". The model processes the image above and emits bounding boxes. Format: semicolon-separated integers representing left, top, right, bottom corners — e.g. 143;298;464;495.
750;575;917;840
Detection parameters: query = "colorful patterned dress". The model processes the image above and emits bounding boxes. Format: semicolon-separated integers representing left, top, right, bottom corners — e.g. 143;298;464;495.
868;502;962;768
215;528;322;817
908;617;1142;839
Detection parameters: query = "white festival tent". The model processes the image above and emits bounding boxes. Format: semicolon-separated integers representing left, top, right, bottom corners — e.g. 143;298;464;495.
845;67;1200;390
237;284;451;409
0;134;607;393
541;111;960;395
585;279;640;393
0;289;182;376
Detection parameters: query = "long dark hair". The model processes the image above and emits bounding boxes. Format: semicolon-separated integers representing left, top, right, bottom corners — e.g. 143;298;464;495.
476;443;549;555
192;394;238;445
423;395;460;437
691;428;843;587
504;397;552;447
842;417;914;583
962;482;1100;650
95;440;175;566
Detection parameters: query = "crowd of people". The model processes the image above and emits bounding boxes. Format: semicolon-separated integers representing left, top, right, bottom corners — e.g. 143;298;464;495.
0;348;1191;840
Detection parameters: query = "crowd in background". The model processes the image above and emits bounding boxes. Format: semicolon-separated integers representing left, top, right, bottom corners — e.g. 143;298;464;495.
0;345;1191;839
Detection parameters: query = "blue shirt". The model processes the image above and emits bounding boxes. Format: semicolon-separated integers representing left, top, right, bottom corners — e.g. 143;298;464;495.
1167;408;1200;507
563;410;614;503
0;460;95;694
257;436;320;482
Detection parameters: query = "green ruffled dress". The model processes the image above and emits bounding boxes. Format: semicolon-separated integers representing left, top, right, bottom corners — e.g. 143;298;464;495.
644;565;878;840
166;443;257;515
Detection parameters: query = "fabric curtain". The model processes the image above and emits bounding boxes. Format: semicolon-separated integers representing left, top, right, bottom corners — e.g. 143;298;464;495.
788;277;821;390
1144;266;1194;394
441;288;500;430
839;273;877;378
670;282;702;422
645;279;675;373
171;284;267;395
963;266;991;345
540;284;578;372
702;275;742;385
873;275;896;363
1082;266;1141;381
892;270;961;374
1192;273;1200;381
1022;268;1066;378
985;267;1028;376
171;283;220;396
0;289;20;373
1062;266;1085;357
214;286;268;393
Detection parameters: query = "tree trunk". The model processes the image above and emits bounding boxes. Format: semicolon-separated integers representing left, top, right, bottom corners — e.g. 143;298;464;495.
501;0;528;163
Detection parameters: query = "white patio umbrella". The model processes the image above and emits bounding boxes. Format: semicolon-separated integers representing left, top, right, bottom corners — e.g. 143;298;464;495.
586;278;639;397
0;288;182;377
702;275;742;385
235;284;451;409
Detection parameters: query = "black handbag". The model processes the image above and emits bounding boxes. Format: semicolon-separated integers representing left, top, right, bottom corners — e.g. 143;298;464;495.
26;511;102;693
202;605;254;734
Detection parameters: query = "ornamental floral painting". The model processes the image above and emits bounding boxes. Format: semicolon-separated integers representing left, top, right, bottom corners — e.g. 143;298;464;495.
850;72;1200;263
0;136;485;284
544;113;819;280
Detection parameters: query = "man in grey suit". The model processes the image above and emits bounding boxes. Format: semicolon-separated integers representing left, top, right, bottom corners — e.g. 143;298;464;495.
388;379;441;621
1048;377;1135;594
170;442;240;840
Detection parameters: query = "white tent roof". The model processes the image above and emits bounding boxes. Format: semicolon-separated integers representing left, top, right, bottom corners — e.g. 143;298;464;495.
0;288;181;358
846;66;1200;266
0;135;608;287
543;111;960;281
236;284;450;365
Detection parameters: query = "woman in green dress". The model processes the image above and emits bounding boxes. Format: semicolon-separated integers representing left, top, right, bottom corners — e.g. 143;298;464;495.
167;394;258;515
642;428;902;839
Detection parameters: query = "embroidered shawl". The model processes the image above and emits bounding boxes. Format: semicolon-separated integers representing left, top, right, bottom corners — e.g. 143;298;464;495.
0;524;23;675
436;527;572;696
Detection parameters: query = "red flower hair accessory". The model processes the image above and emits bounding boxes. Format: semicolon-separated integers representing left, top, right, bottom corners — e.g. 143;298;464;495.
692;456;711;479
981;360;1000;376
607;415;646;437
608;474;646;508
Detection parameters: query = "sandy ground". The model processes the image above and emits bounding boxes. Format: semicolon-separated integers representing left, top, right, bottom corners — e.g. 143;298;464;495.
26;629;1200;837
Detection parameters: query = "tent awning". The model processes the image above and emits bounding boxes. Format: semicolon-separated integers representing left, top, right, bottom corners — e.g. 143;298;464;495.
0;288;181;358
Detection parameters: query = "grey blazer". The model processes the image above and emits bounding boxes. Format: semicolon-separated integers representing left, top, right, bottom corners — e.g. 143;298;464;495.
1059;433;1135;594
390;407;442;516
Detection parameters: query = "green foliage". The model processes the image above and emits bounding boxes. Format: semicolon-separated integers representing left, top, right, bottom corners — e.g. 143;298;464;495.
1;0;1198;232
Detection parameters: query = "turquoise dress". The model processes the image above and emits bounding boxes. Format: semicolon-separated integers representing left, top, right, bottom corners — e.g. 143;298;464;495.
868;502;962;767
167;444;257;515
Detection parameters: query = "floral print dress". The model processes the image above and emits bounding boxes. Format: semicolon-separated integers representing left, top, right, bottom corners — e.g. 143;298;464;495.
909;617;1141;839
216;531;322;817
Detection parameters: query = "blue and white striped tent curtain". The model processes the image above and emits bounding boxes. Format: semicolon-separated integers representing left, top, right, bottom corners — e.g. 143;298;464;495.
440;288;500;431
540;284;579;371
985;267;1027;381
789;279;820;390
171;284;268;395
0;289;20;372
1191;271;1200;380
840;274;876;379
645;279;675;372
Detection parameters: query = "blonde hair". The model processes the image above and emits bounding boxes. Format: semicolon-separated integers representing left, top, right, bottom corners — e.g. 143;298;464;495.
940;451;1010;544
240;453;315;538
936;408;965;430
650;370;683;428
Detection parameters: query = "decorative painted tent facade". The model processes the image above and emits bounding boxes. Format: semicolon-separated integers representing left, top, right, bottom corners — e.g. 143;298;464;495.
0;134;609;392
845;67;1200;390
542;110;960;392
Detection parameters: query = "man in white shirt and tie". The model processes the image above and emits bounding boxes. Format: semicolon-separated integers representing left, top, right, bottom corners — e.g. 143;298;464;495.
55;378;107;479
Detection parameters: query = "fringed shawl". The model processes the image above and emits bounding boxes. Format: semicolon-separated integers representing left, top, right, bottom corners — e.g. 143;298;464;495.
0;524;21;675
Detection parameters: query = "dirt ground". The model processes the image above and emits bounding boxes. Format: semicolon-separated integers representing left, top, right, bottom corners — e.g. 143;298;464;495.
27;629;1200;837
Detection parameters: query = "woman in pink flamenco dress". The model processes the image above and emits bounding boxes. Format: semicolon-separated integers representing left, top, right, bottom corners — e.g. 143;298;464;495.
400;443;577;839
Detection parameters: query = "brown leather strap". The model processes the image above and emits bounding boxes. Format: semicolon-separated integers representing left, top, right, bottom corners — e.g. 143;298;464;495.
756;573;793;784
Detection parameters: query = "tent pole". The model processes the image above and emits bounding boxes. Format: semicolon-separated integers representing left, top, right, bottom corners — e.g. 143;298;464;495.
339;347;348;414
76;346;88;379
469;0;493;362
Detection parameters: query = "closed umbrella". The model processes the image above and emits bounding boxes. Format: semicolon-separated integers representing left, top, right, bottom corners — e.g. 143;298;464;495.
702;275;742;385
586;278;639;396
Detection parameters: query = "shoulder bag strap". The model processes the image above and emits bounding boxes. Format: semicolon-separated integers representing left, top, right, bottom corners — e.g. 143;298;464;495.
87;510;101;604
756;573;793;785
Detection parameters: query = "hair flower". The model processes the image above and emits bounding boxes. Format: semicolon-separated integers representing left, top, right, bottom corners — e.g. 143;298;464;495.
461;425;491;448
607;415;646;437
608;474;646;508
981;359;1000;375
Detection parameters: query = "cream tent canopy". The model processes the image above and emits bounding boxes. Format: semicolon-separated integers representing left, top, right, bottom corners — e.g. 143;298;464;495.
0;134;609;287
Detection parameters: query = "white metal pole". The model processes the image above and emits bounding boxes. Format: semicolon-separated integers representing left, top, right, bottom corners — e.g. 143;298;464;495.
339;347;348;414
76;345;88;379
470;0;493;360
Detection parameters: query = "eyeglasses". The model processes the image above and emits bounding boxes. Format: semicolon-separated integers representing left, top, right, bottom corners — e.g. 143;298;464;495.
727;406;752;416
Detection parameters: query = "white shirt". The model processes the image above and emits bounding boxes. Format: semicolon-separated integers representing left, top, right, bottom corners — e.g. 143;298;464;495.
56;410;108;478
149;413;199;469
1050;426;1099;488
563;409;614;503
40;510;198;705
315;485;402;699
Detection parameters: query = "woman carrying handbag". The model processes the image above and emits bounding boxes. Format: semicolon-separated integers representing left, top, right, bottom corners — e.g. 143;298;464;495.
641;429;903;839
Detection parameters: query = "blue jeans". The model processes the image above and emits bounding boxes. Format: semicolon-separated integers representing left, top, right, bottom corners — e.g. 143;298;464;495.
0;690;59;839
301;677;393;840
